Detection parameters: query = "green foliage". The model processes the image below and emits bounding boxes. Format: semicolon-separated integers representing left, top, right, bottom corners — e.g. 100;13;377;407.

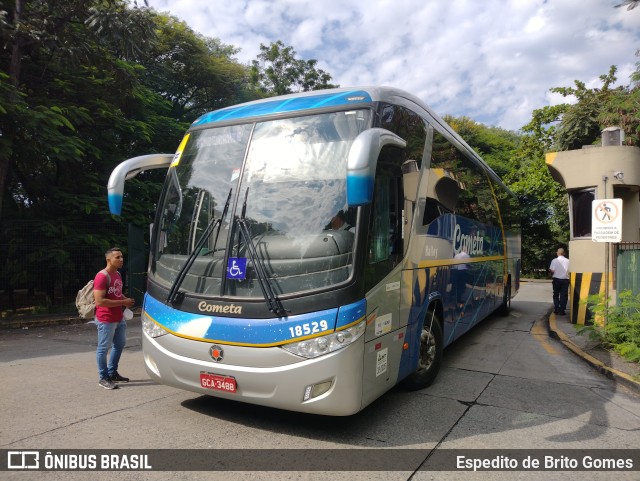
140;13;249;122
0;0;252;309
579;290;640;364
526;66;639;151
506;139;569;275
550;66;626;150
86;1;158;60
444;115;521;178
521;104;568;152
599;81;640;147
249;40;338;97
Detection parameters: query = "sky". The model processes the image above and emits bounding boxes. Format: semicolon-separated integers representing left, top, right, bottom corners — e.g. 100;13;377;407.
148;0;640;131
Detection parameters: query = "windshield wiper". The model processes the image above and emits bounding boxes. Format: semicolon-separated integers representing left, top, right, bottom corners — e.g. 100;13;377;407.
235;188;288;317
167;188;232;304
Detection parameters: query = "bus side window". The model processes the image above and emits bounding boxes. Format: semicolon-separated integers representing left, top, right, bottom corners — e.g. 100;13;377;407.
365;169;402;293
365;103;429;292
427;131;500;227
422;198;445;226
369;174;392;263
376;103;428;247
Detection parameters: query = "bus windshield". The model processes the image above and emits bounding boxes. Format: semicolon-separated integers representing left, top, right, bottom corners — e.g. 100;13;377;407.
152;109;371;299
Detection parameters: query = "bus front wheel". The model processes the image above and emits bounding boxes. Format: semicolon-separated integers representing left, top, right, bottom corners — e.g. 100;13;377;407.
402;309;443;391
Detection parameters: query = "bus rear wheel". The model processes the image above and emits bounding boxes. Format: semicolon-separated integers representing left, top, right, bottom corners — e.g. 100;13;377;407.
498;278;511;316
402;309;443;391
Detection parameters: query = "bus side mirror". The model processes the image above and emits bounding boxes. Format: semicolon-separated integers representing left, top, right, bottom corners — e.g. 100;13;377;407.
108;154;174;215
346;128;406;206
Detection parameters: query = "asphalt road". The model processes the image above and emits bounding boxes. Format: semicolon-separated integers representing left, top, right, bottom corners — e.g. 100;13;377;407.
1;282;639;480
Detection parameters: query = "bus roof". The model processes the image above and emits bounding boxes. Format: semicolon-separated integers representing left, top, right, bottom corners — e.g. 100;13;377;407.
190;86;438;128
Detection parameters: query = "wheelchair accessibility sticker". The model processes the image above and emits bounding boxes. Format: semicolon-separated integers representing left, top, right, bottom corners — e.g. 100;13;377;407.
227;258;247;280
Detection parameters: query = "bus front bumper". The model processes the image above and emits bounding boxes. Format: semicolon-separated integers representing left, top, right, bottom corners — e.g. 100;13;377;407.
142;332;365;416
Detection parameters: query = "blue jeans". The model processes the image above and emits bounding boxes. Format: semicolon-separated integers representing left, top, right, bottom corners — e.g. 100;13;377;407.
96;320;127;380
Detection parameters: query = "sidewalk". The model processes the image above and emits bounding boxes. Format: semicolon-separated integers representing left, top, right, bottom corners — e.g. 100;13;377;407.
548;311;640;394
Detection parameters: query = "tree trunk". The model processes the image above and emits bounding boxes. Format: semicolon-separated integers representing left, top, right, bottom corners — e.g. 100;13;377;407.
1;0;25;217
9;0;24;87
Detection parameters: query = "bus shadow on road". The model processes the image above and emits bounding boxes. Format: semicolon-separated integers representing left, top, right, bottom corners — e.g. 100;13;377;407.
177;303;637;449
180;380;474;448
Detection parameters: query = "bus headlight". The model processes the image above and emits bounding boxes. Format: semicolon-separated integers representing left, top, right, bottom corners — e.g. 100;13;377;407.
142;314;169;338
281;320;366;358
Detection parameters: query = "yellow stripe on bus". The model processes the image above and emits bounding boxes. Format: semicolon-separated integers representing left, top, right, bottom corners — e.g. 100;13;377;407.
418;255;506;269
143;310;366;347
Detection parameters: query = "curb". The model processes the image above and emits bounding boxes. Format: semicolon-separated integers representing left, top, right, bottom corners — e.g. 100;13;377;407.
0;308;143;330
0;316;89;329
548;313;640;394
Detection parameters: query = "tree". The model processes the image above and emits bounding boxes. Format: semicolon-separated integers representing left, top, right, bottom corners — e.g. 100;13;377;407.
249;41;338;96
0;0;251;309
532;66;640;150
550;67;633;150
506;133;569;275
1;0;87;215
139;14;249;123
0;0;171;304
444;116;520;178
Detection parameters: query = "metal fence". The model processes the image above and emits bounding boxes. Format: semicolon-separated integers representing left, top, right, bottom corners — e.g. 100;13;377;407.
615;242;640;297
0;220;134;317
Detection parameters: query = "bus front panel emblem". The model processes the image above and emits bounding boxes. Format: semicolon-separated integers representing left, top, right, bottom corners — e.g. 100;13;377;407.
210;345;224;362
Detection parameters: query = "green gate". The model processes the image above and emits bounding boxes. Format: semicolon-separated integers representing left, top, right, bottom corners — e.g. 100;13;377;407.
616;243;640;299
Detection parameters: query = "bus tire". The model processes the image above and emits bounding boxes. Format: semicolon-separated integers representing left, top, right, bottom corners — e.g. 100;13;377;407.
498;278;511;316
402;309;443;391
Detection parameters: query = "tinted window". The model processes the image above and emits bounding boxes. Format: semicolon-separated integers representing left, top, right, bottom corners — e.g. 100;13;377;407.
570;189;594;238
425;131;499;226
379;104;427;170
364;104;427;291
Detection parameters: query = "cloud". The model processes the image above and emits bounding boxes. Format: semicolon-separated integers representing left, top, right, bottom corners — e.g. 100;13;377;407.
150;0;640;130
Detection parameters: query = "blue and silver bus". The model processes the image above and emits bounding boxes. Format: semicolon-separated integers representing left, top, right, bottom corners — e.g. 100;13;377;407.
108;87;520;415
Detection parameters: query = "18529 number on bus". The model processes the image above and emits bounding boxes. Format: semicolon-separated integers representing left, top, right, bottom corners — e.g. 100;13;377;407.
288;320;329;338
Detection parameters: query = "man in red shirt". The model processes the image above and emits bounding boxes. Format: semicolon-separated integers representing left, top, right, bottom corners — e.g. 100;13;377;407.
94;247;135;390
